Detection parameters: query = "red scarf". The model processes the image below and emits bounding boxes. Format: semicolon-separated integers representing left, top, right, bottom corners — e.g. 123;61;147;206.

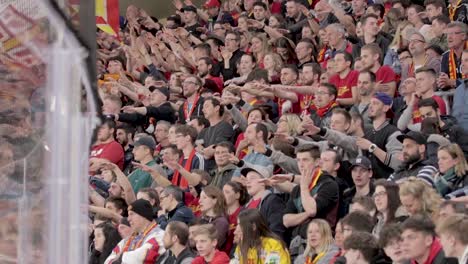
410;238;443;264
449;0;462;20
317;46;328;63
171;148;196;189
311;101;338;118
308;168;322;191
183;94;200;122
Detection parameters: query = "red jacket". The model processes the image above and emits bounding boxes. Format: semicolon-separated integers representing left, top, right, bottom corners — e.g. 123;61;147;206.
191;250;230;264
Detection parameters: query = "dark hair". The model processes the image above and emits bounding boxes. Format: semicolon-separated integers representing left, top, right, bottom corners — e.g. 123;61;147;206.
359;70;376;83
352;196;377;213
343;232;379;263
107;56;127;71
374;179;401;223
362;43;383;62
225;181;250;206
116;123;135;137
105;197;128;217
175;125;198;143
193;116;210;129
425;45;445;56
334;51;354;66
421;117;441;135
225;30;241;41
251;122;269;143
392;0;411;8
320;83;338;99
439;200;468;214
238;209;287;264
296;145;321;160
204;97;224;117
246;68;269;83
253;1;267;10
323;148;342;165
274;38;297;61
138;187;160;209
417;98;439;110
397;47;410;55
350;111;365;132
332;108;352;125
166;221;190;245
282;64;299;76
102;118;117;131
202;185;227;217
215;141;235;153
433;15;451;25
360;14;379;26
90;222;122;264
164;185;184;202
379;223;402;248
424;0;446;9
303;62;322;76
342;211;375;233
401;215;436;236
369;3;385;18
247;107;267;121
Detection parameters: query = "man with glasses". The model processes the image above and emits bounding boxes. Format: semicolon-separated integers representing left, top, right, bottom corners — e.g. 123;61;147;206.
438;22;468;89
402;32;440;81
178;75;205;124
157;185;195;230
221;31;245;81
309;83;339;128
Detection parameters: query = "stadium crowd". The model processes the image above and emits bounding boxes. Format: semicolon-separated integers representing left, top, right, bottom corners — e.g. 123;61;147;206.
89;0;468;263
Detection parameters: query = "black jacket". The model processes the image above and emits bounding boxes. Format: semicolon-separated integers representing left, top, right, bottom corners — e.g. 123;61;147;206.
258;190;287;242
221;49;245;81
156;202;195;230
118;102;176;127
440;116;468;159
177;96;205;124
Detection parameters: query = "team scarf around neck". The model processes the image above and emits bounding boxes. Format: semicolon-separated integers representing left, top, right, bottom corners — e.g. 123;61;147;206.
171;148;196;188
311;101;338;118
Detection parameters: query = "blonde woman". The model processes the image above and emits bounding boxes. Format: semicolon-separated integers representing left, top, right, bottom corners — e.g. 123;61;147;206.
264;53;283;84
250;33;271;68
276;114;302;137
434;144;468;197
399;177;442;220
294;219;339;264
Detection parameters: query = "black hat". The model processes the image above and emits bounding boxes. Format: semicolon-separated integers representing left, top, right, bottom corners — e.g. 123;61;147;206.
351;156;372;170
182;5;197;13
397;131;427;145
150;86;170;100
133;135;156;150
129;199;154;222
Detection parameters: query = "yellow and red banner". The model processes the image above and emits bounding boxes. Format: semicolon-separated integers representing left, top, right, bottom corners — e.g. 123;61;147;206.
96;0;119;36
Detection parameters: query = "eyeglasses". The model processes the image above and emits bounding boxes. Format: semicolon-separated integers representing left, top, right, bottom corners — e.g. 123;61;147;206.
373;191;387;198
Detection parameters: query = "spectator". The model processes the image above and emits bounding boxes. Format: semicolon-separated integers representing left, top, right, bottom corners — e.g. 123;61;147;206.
342;232;380;264
379;224;406;264
328;52;359;106
401;215;450;264
424;0;446;21
222;181;249;254
89;222;122;264
157;185;194;229
341;211;375;240
452;49;468;131
90;119;125;171
294;219;340;264
438;22;467;89
198;186;230;249
136;188;160;219
351;71;376;126
436;214;468;264
128;135;162;193
157;221;196;264
430;15;450;51
232;209;290;264
448;0;468;24
241;165;287;240
342;156;375;215
105;199;165;264
210;142;237;189
221;31;245;81
309;83;339;128
389;131;438;185
372;180;405;237
418;98;468;158
191;224;230;264
438;200;467;221
434;143;468;197
178;76;205;124
115;123;135;173
349;196;377;217
359;44;397;97
399;177;442;218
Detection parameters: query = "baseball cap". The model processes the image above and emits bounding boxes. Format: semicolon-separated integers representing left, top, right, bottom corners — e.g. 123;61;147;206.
133;135;156;150
397;131;427;145
373;92;393;106
149;86;170;100
182;5;197;13
351;156;372;170
241;165;272;179
204;0;221;8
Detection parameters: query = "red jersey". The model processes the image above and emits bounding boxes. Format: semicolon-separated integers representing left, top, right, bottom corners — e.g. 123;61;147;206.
329;70;359;99
298;93;315;116
375;65;396;84
223;206;242;254
90;141;124;170
246;198;262;209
